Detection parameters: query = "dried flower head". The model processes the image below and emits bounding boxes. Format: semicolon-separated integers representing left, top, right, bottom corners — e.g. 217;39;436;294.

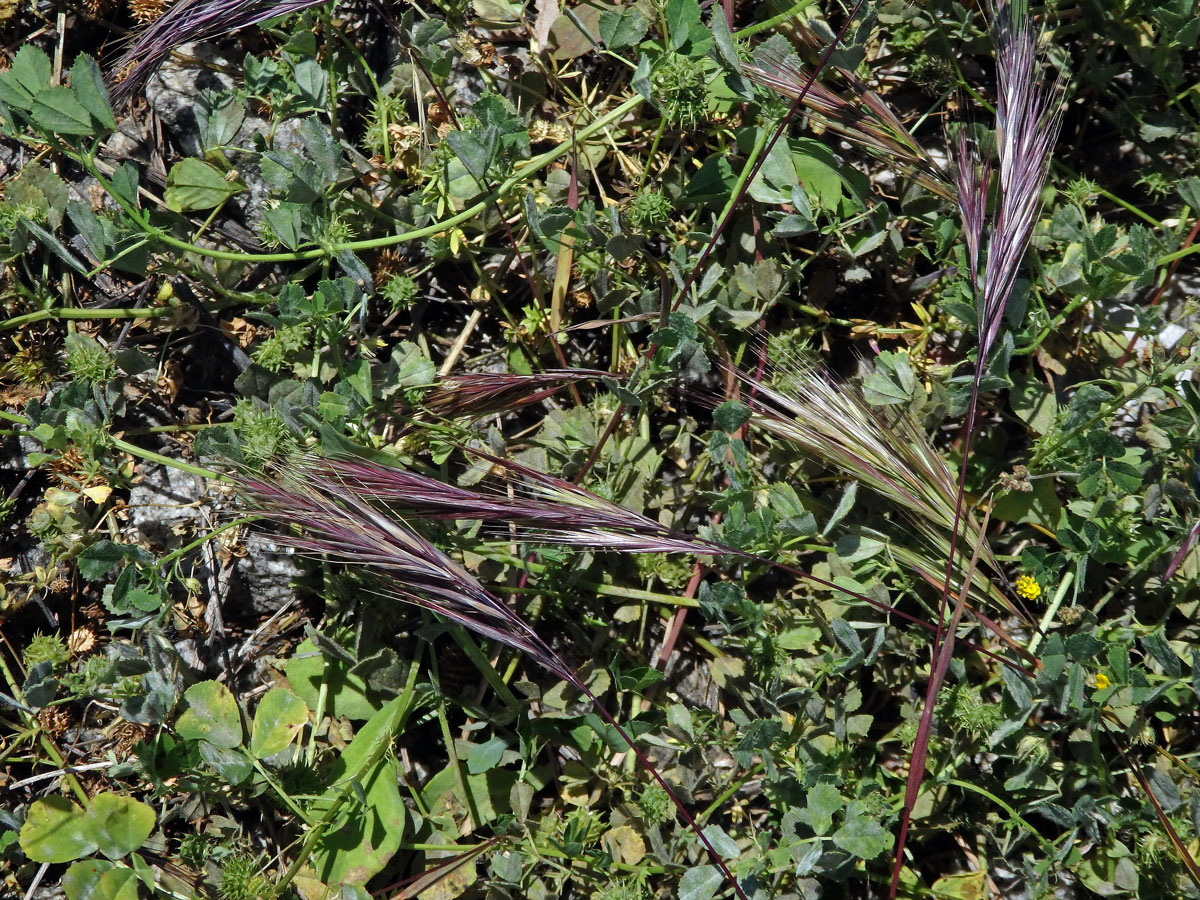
128;0;170;23
67;627;98;655
38;706;72;736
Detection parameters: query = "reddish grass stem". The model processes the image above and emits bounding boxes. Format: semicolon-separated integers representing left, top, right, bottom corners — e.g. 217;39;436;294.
890;1;1064;892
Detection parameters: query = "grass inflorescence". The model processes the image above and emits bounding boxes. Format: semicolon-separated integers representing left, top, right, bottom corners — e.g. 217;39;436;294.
3;0;1199;898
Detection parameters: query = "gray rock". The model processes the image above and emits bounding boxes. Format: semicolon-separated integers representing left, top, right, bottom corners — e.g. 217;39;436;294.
173;637;205;674
127;463;208;549
142;42;307;229
231;534;305;615
144;42;240;158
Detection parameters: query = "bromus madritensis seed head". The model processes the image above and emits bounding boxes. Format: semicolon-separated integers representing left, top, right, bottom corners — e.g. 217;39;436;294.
744;22;956;203
236;458;753;900
891;2;1067;895
735;355;1030;625
419;370;612;420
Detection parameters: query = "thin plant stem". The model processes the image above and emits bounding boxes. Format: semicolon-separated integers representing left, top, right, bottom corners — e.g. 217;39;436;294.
891;504;993;896
433;689;481;831
945;779;1057;855
1013;294;1092;354
1027;569;1075;654
669;0;866;316
0;306;177;331
574;679;750;900
110;438;225;481
734;0;818;39
78;94;644;265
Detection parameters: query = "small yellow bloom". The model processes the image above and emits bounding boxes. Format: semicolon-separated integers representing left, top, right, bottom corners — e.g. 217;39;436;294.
1095;672;1111;691
1014;574;1042;601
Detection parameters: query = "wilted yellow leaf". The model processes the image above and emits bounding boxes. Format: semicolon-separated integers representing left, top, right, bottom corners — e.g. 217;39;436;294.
709;655;745;687
931;870;986;900
603;824;646;866
82;485;112;504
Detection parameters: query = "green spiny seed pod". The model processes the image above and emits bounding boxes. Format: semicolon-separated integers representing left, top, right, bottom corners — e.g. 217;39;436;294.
949;685;1000;740
651;53;711;128
637;782;672;825
23;632;70;671
64;333;115;384
218;853;274;900
627;190;673;232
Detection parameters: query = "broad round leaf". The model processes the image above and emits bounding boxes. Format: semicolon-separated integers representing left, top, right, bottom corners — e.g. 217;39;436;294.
175;680;243;749
63;859;115;900
87;793;155;860
678;864;722;900
832;811;892;860
20;796;98;863
312;754;405;885
92;867;139;900
250;687;309;759
164;158;244;212
310;695;408;884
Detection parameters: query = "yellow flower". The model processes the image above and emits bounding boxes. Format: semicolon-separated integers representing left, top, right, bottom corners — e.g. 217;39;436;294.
1095;672;1111;691
1014;574;1042;601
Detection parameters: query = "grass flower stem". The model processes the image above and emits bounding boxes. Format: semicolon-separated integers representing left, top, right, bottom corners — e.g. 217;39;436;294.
892;505;992;897
1;406;226;481
892;0;1064;891
1027;569;1075;655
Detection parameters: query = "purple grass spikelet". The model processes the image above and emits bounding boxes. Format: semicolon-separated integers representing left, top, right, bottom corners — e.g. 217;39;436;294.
240;469;576;680
109;0;333;104
236;460;753;900
969;0;1066;361
308;450;710;556
891;3;1066;895
420;370;610;419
